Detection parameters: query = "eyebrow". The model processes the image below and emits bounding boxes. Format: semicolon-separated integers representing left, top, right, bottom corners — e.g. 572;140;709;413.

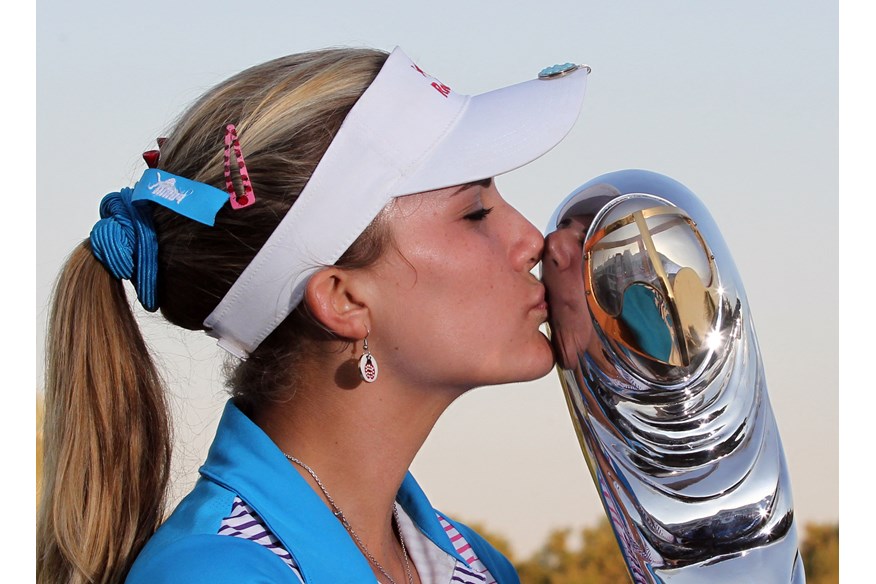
450;177;492;196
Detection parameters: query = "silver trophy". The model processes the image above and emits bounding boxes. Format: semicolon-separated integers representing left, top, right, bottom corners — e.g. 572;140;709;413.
542;169;804;583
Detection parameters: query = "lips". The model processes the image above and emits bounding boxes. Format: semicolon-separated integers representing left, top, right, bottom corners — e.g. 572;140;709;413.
530;285;549;315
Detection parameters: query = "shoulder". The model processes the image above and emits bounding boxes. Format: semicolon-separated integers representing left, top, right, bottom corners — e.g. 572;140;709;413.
126;533;298;583
126;479;301;583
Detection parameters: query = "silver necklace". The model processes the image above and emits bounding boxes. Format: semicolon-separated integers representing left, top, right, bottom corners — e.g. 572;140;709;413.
284;453;414;584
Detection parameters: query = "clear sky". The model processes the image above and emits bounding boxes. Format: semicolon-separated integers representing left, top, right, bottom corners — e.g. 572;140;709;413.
34;0;838;559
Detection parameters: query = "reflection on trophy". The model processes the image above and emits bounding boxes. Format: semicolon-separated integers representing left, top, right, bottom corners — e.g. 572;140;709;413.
542;170;805;583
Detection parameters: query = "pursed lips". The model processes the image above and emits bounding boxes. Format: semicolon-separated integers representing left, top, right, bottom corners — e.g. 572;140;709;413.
529;284;549;314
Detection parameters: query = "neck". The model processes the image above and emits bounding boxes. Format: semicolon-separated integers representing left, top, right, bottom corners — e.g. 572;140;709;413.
251;361;462;577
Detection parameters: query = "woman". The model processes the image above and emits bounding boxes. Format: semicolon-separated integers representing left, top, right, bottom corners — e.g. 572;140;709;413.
37;46;589;584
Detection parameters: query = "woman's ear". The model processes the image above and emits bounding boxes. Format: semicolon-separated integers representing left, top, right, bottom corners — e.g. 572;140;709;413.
303;267;370;340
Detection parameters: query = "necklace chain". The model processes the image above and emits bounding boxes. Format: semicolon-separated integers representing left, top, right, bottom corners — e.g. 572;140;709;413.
284;453;414;584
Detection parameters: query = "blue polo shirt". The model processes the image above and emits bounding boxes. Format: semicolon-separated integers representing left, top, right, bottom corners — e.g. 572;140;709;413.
126;401;519;583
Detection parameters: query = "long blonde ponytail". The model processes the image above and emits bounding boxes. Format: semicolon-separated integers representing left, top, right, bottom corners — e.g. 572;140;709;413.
37;47;389;583
37;242;171;584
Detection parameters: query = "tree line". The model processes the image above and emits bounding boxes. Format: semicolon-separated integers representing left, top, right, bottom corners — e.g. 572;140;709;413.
467;518;838;584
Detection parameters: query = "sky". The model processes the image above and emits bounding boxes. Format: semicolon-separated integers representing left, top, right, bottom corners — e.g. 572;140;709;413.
30;0;844;564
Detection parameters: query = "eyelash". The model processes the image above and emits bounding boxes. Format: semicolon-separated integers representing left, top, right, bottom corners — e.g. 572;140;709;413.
464;207;494;221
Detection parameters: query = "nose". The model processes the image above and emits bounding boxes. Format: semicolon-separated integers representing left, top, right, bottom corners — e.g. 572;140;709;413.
509;207;545;273
544;229;581;271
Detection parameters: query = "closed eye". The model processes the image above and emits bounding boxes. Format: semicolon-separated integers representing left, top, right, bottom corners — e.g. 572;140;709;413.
464;207;493;221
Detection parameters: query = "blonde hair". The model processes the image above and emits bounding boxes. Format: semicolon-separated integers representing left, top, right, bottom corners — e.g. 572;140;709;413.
37;48;389;584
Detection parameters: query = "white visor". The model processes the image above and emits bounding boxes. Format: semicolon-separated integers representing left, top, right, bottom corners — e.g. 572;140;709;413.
204;46;590;358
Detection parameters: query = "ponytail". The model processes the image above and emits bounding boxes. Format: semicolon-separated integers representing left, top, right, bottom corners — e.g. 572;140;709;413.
37;242;171;584
36;47;390;582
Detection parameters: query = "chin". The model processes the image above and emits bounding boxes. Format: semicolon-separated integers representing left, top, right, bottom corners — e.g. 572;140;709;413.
508;335;556;383
462;334;555;387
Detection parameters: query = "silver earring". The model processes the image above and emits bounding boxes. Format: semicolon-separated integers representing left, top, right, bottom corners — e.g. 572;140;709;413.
358;331;378;383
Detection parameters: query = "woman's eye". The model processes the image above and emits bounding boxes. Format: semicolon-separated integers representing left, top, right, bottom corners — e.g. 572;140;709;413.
464;207;493;221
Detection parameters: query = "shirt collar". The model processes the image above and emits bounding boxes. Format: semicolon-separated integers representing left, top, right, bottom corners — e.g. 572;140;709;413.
199;401;467;581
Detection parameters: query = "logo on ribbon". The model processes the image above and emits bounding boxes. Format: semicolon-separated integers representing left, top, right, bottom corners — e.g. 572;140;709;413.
148;172;192;204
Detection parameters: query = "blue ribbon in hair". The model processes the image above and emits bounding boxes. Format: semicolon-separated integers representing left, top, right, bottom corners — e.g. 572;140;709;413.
89;168;230;310
89;188;160;311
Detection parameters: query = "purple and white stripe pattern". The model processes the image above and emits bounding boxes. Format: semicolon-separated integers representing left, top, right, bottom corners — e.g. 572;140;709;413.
218;497;304;583
218;497;497;583
449;560;489;584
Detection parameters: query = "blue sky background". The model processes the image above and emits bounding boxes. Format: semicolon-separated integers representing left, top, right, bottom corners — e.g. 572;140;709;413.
33;0;839;559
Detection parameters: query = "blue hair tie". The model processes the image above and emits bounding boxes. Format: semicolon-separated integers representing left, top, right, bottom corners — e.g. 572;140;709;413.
89;187;159;312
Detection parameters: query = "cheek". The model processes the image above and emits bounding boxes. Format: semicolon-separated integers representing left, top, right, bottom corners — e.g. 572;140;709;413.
375;259;553;384
377;241;510;344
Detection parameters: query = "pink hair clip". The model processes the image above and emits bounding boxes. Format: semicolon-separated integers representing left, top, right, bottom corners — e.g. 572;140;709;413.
224;124;256;209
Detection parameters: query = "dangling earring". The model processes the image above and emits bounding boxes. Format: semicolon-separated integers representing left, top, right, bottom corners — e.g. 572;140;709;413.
358;330;378;383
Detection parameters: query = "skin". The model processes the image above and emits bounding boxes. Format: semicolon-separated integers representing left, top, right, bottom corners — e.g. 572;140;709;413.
253;178;552;584
542;214;597;370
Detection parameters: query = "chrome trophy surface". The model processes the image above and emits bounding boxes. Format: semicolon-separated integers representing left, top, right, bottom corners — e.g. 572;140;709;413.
542;170;804;583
